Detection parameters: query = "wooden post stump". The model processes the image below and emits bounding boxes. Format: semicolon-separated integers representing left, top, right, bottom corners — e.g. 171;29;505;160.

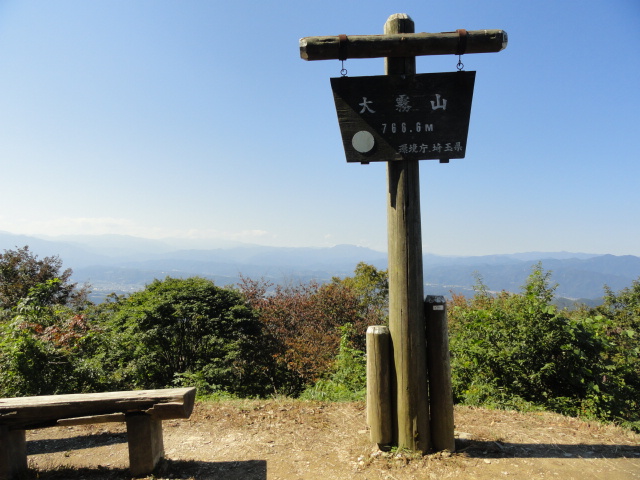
425;295;455;452
366;325;392;447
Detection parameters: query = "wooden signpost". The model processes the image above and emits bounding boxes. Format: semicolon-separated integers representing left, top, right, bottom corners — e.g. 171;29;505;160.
300;13;507;454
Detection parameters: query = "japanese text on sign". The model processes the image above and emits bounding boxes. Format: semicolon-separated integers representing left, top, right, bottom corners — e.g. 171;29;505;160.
331;72;476;163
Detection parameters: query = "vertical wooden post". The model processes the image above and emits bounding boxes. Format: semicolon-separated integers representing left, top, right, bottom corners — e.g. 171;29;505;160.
125;413;165;476
385;13;431;454
366;325;392;448
0;426;27;480
425;295;455;452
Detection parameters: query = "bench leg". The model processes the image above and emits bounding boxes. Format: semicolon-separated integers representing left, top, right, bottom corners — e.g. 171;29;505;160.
125;413;164;477
0;426;27;480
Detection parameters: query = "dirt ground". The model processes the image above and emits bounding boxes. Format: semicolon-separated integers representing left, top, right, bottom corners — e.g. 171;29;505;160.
24;399;640;480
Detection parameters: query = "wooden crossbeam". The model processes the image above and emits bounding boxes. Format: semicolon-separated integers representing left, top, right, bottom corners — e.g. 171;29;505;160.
300;29;507;61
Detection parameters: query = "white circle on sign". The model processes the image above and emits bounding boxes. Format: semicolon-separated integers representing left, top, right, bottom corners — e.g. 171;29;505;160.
352;131;375;153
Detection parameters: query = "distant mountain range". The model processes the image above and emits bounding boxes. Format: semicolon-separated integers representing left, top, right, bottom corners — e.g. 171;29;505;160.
2;231;639;304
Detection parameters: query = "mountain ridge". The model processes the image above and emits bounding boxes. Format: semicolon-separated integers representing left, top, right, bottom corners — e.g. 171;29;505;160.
1;231;637;302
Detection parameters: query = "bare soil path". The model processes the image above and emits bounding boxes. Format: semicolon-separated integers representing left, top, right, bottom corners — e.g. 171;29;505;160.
25;400;640;479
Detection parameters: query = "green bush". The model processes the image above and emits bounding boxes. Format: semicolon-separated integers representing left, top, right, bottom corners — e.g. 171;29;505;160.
449;264;640;430
0;280;105;396
301;324;367;402
588;279;640;430
100;277;275;396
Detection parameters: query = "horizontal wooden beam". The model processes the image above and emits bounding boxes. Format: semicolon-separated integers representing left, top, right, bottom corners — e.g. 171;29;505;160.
0;387;196;430
300;29;507;61
57;413;125;426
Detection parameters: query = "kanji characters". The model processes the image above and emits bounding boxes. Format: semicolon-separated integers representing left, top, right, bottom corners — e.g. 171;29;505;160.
359;97;376;114
396;141;464;157
430;94;447;111
395;94;412;113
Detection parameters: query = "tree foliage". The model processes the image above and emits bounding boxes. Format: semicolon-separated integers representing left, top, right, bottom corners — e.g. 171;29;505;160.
300;323;367;402
0;279;103;396
332;261;389;326
0;246;86;313
449;264;639;430
239;275;371;395
589;279;640;428
1;245;637;432
102;277;271;396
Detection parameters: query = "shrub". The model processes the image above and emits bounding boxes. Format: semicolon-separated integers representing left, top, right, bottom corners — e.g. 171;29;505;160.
0;280;104;396
301;324;366;402
101;277;273;396
588;279;640;429
449;264;640;430
239;277;369;395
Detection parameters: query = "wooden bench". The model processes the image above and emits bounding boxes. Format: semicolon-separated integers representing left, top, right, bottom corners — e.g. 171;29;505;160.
0;387;196;479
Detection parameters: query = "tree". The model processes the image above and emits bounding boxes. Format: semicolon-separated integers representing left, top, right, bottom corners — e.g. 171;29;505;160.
450;264;593;408
600;278;640;332
449;264;640;430
103;277;271;396
239;276;369;395
0;246;86;312
589;278;640;429
332;262;389;326
0;279;103;396
240;264;385;399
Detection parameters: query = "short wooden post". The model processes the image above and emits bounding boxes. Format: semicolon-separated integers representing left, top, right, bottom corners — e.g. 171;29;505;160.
425;295;455;452
366;325;392;447
385;13;431;454
125;413;164;476
0;426;27;480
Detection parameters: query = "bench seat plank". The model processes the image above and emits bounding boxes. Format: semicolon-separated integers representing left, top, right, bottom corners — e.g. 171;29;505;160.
0;388;196;430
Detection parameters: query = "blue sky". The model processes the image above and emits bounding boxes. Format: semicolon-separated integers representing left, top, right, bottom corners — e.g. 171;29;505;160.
0;1;638;256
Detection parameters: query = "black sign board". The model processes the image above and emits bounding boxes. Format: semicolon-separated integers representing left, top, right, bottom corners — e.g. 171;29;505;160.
331;72;475;163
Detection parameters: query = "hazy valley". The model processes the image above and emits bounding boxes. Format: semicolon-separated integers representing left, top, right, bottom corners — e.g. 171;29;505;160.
2;231;639;305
